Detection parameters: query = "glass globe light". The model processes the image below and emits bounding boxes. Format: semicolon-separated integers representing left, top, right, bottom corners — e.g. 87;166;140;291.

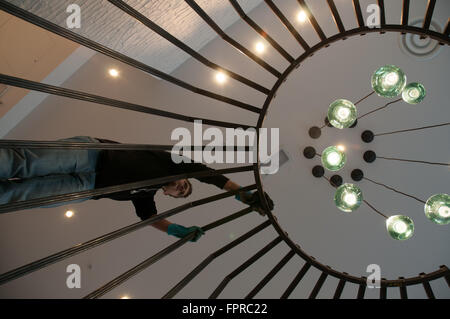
327;99;357;129
334;183;363;212
371;65;407;97
386;215;414;240
424;194;450;225
321;146;346;171
402;82;426;104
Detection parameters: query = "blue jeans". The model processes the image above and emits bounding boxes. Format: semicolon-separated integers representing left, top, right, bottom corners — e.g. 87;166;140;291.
0;136;100;208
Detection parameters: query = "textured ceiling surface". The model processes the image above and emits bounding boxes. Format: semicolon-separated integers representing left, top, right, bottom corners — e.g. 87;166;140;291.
8;0;263;74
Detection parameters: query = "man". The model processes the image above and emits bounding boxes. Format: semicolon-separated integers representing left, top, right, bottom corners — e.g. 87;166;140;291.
0;136;274;242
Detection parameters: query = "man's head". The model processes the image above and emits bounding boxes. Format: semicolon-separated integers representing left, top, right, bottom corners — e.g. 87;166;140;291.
162;179;192;198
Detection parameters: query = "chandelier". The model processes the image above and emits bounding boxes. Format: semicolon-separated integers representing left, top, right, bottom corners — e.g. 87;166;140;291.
305;64;449;240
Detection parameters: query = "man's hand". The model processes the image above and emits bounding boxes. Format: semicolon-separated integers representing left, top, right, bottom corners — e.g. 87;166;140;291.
236;190;274;216
167;224;205;242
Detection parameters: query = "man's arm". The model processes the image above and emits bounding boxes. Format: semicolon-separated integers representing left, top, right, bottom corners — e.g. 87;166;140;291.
223;180;241;192
148;181;244;232
223;180;274;216
150;218;204;242
151;219;171;233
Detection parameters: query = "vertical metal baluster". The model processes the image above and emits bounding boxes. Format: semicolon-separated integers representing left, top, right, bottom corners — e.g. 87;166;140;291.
263;0;310;50
357;277;366;299
333;276;347;299
377;0;386;34
380;278;387;299
399;277;408;299
297;0;327;41
401;0;410;27
185;0;282;77
229;0;295;63
441;265;450;287
423;0;437;31
163;221;272;299
419;273;435;299
352;0;365;28
209;237;283;299
309;272;328;299
326;0;345;33
444;18;450;38
245;250;296;299
281;263;311;299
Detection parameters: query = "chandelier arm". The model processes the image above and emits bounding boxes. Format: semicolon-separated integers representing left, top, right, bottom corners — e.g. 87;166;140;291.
363;177;427;204
357;98;403;120
374;122;450;136
355;91;376;105
377;156;450;167
362;200;388;219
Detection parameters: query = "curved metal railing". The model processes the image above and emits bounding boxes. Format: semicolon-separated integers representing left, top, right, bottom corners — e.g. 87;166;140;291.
0;0;449;299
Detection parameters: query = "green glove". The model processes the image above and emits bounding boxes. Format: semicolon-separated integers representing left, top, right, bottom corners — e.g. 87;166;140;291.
167;224;205;242
235;190;253;203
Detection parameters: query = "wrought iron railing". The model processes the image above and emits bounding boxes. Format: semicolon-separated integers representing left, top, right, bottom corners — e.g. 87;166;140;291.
0;0;449;299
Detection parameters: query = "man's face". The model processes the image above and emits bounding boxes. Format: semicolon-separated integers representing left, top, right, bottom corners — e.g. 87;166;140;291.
162;179;191;198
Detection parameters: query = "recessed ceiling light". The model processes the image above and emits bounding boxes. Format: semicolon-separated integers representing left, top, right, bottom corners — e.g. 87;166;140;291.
120;295;130;299
297;10;307;23
108;68;119;77
255;41;265;53
65;210;74;218
337;144;346;152
215;71;227;84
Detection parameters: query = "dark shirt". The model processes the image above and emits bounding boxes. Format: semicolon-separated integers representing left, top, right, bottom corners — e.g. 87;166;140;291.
92;139;229;221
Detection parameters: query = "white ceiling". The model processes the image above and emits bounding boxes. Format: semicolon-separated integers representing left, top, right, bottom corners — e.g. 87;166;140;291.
7;0;263;74
0;0;449;299
0;0;264;137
